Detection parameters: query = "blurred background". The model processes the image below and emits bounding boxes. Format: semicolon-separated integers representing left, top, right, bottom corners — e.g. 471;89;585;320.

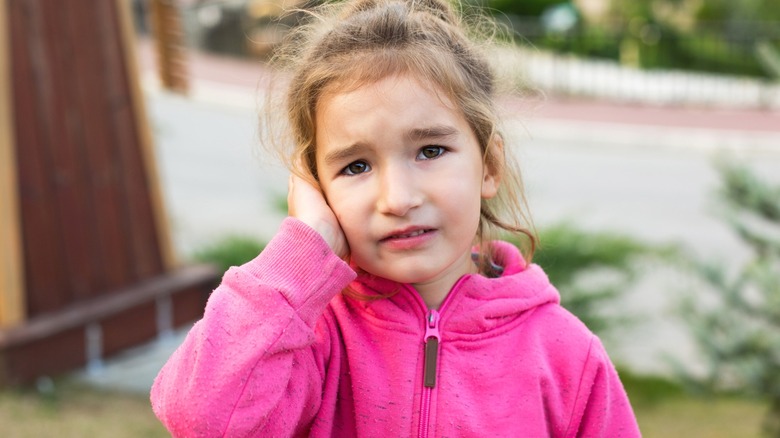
1;0;779;436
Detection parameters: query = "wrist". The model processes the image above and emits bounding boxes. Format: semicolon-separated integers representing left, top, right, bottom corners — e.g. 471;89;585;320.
295;216;347;258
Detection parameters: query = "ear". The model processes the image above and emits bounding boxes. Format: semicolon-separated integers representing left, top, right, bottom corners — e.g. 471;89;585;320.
481;135;503;199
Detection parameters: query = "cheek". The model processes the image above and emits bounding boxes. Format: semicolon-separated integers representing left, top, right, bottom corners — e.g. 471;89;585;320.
325;189;363;232
449;165;485;200
334;207;367;250
451;168;487;226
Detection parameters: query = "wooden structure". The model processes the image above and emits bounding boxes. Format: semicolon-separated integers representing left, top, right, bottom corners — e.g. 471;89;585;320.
0;0;217;384
150;0;189;93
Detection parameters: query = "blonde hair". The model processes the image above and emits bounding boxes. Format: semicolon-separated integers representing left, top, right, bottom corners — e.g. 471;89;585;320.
266;0;536;270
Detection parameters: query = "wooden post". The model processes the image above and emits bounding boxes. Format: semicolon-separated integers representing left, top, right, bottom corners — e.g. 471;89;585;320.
150;0;188;93
118;0;176;270
0;0;26;328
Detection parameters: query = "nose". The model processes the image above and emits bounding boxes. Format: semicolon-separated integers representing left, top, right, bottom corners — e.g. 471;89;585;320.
376;164;422;216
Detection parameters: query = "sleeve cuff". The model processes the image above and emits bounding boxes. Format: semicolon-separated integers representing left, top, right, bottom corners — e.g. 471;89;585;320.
241;217;356;325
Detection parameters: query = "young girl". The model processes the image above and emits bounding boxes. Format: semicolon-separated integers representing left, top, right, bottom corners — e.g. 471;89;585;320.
151;0;641;436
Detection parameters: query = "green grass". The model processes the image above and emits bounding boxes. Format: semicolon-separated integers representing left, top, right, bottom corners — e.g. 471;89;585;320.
637;397;766;438
621;370;767;438
0;380;168;438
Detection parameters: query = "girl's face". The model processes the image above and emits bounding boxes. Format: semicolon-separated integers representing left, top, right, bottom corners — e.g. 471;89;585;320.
315;74;499;306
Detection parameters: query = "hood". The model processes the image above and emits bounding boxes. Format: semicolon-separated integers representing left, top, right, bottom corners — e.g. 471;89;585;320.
346;241;561;339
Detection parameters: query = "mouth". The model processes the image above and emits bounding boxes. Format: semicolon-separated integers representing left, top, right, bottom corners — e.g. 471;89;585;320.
381;227;435;241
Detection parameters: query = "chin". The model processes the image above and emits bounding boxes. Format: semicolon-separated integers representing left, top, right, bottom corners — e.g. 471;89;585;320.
373;268;437;285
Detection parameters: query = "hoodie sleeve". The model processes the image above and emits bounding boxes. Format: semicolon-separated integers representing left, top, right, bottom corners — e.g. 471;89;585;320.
565;337;642;437
150;218;356;437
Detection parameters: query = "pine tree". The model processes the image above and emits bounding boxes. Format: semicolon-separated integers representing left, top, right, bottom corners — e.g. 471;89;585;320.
682;161;780;437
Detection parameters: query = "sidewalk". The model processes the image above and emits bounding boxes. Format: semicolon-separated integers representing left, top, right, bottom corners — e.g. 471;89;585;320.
74;38;780;394
135;38;780;132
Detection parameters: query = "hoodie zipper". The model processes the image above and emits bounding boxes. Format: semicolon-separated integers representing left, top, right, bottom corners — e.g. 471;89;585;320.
418;309;441;438
415;276;468;438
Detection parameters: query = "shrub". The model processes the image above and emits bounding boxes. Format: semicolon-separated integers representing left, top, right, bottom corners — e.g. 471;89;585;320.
193;235;266;274
679;161;780;437
508;223;658;336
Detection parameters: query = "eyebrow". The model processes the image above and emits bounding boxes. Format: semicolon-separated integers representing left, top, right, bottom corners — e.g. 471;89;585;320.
406;125;458;141
322;143;369;167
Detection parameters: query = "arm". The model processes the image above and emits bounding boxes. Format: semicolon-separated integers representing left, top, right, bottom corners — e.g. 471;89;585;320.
151;218;356;437
566;337;642;437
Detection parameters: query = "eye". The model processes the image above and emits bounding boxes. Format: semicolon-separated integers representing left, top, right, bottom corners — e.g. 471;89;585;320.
418;146;445;160
342;160;371;176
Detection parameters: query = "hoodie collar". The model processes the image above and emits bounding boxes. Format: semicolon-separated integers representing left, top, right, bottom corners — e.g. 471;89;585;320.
347;241;560;337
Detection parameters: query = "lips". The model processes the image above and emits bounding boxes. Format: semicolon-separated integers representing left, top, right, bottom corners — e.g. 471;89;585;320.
381;227;434;241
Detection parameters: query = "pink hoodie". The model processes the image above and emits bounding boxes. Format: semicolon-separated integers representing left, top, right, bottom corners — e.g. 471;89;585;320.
151;218;640;437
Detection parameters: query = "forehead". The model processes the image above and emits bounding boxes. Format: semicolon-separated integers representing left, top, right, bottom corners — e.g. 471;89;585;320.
315;78;473;159
321;69;458;108
316;73;462;127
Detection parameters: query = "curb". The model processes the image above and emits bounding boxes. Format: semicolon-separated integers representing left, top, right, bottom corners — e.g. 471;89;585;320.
522;118;780;156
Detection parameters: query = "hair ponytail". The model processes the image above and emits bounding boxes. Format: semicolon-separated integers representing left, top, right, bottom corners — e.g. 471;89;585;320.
339;0;457;24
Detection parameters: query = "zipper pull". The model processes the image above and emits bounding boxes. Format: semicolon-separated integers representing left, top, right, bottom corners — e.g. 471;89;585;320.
423;310;441;388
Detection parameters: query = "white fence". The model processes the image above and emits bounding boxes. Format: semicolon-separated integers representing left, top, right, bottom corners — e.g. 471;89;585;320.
509;47;780;110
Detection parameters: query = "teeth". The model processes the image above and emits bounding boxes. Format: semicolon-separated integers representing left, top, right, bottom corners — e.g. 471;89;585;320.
397;230;425;238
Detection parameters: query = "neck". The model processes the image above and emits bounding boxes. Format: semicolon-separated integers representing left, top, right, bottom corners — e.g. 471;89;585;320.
413;253;478;309
417;285;449;310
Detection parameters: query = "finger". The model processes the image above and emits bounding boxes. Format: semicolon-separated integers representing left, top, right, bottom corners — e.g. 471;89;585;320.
288;173;327;218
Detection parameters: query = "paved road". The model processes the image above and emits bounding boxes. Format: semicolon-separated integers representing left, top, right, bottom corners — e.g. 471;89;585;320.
147;91;288;256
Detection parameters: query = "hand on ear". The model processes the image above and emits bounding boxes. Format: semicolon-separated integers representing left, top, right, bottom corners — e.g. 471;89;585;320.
288;174;350;259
